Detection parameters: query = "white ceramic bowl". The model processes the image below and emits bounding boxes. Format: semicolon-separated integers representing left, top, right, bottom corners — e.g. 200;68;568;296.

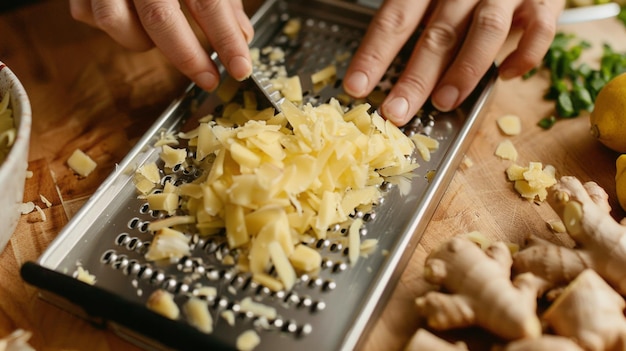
0;61;32;254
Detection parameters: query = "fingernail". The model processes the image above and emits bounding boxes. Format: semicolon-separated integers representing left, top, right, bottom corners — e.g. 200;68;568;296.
383;97;409;125
229;55;252;81
432;85;459;112
499;67;518;80
195;72;218;92
344;71;369;97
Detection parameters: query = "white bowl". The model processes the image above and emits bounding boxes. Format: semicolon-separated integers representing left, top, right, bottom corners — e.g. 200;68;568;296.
559;3;622;24
0;61;32;254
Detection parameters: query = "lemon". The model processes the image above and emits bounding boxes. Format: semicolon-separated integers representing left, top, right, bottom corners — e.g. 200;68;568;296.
616;154;626;212
589;72;626;153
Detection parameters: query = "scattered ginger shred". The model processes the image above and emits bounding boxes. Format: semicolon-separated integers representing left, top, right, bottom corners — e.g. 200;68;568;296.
497;114;522;136
67;149;97;177
495;139;518;161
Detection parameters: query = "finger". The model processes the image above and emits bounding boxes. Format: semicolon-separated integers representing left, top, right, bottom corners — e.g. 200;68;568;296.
90;0;154;51
134;0;219;91
343;0;428;99
380;0;479;126
185;0;253;81
498;0;563;79
70;0;96;26
230;0;254;44
431;0;519;112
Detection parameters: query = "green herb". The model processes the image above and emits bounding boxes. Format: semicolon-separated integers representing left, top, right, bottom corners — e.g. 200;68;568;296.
530;32;626;129
619;6;626;27
538;115;557;129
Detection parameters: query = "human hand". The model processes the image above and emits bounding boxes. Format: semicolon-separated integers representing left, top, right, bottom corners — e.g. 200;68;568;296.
69;0;255;92
343;0;566;126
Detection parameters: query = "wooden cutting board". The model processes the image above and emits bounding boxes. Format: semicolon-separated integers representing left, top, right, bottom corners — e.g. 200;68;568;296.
1;1;625;350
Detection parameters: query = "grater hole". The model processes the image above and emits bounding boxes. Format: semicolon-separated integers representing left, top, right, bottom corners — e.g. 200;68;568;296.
128;217;141;229
307;278;323;288
329;243;342;252
177;256;194;272
161;175;175;186
380;181;393;192
127;237;143;251
272;318;284;329
323;280;337;291
332;262;348;273
206;267;220;281
215;296;229;309
164;278;177;291
139;204;150;214
203;239;219;254
138;266;154;280
284;292;300;305
312;301;326;312
231;273;250;290
150;270;165;285
257;286;272;298
272;290;286;300
112;255;129;270
139;222;150;233
115;233;129;246
283;320;298;334
315;239;329;249
101;249;117;264
124;260;142;276
298;323;313;337
298;296;313;309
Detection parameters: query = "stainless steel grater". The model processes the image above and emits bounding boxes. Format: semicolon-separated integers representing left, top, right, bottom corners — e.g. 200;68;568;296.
20;1;498;350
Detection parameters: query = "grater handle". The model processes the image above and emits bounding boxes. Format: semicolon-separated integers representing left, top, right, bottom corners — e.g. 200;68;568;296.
20;261;234;351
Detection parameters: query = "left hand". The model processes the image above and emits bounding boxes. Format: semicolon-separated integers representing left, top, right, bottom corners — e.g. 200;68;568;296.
343;0;566;126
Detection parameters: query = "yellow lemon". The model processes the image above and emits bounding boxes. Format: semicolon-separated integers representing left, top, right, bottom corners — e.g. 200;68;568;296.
616;154;626;212
590;72;626;153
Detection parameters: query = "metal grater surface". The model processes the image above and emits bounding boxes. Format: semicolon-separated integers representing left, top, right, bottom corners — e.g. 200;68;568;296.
22;1;498;350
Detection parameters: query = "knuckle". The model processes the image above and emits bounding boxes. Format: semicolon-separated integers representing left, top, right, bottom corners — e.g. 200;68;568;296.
138;1;178;33
421;23;458;53
397;73;431;99
532;16;557;40
371;6;414;36
454;60;483;82
186;0;220;15
473;7;509;34
356;50;387;72
91;4;124;31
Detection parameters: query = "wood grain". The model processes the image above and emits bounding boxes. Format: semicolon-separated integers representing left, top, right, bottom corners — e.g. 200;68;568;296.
1;1;625;350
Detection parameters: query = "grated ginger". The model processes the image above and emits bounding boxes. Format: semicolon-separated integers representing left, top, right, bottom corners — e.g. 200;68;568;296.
134;62;440;302
135;98;422;287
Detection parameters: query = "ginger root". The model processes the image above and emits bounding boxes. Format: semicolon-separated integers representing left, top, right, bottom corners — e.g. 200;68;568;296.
543;269;626;351
404;329;467;351
498;335;584;351
415;236;542;340
513;176;626;295
512;235;592;295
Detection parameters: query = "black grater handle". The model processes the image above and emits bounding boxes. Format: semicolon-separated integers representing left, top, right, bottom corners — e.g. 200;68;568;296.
20;261;234;351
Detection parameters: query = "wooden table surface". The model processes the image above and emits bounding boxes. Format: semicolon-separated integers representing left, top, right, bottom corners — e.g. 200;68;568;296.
1;2;625;350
